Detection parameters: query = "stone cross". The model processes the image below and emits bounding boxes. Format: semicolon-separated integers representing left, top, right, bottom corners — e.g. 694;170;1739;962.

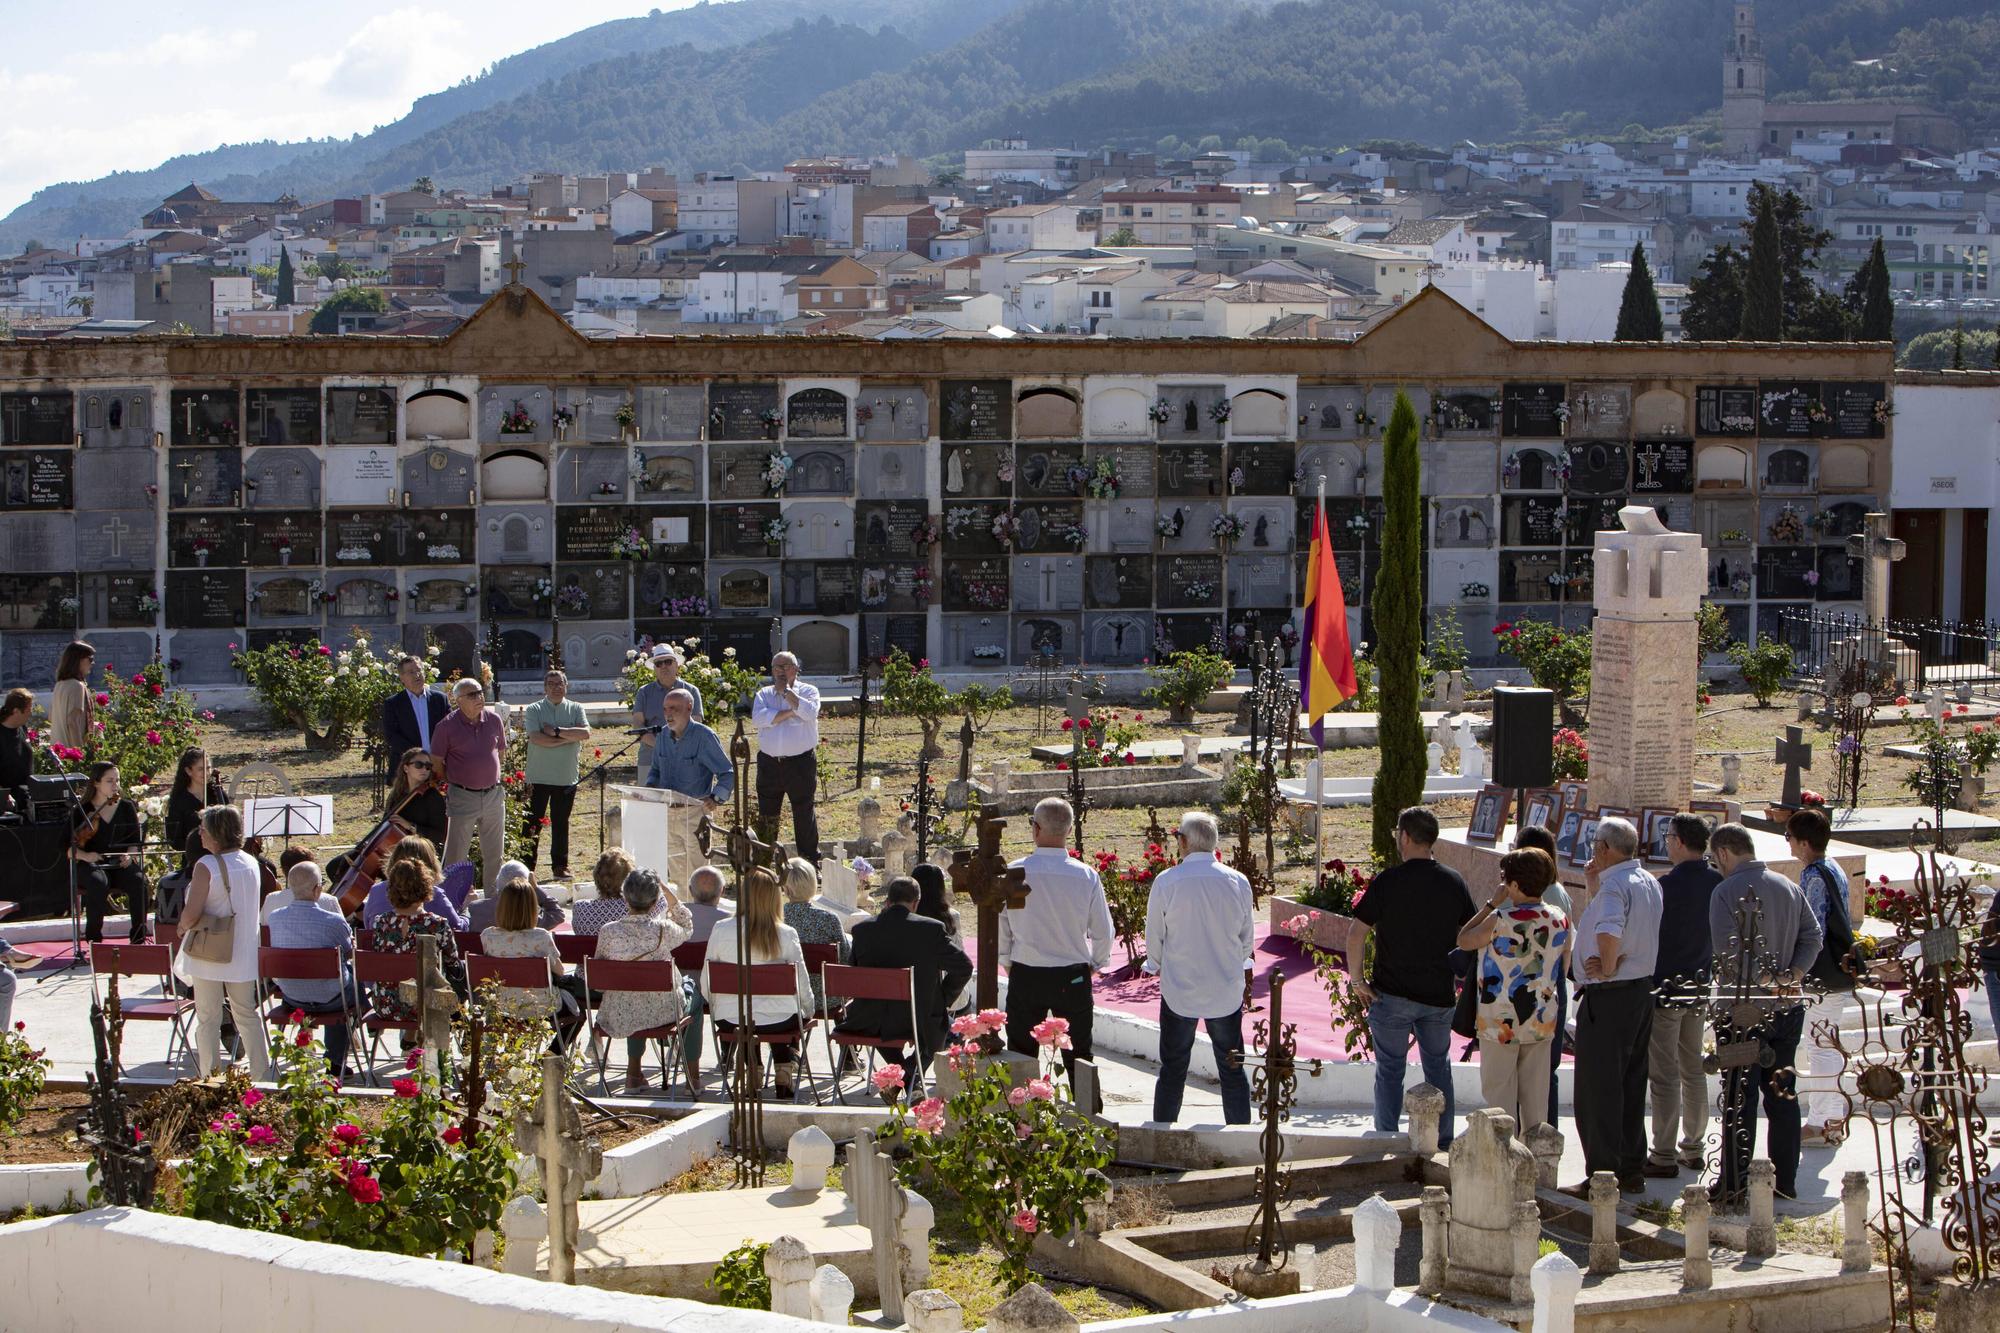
955;713;975;784
501;255;528;287
1844;512;1905;625
509;1053;601;1285
1926;686;1947;725
1774;725;1812;808
1454;717;1487;782
948;814;1029;1013
847;1127;910;1320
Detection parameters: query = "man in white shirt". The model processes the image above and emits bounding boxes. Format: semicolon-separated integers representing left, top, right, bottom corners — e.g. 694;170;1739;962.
750;651;822;862
1001;797;1113;1089
1144;811;1255;1124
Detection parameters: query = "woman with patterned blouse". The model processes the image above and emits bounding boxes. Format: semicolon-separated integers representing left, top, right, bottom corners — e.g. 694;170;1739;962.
597;867;695;1093
780;856;848;1014
1456;847;1570;1133
370;857;466;1026
572;847;638;937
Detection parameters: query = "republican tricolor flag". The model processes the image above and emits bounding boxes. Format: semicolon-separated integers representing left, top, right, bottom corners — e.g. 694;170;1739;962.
1298;493;1358;744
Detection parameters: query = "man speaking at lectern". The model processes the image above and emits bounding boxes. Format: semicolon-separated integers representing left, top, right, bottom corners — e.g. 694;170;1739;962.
642;687;733;886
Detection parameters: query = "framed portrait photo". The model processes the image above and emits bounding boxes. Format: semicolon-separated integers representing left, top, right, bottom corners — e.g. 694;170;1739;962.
1640;809;1678;863
1468;785;1512;842
1555;809;1585;863
1522;788;1559;833
1570;816;1603;869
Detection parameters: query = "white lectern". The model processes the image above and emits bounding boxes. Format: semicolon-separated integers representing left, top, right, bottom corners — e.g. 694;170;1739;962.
613;784;708;889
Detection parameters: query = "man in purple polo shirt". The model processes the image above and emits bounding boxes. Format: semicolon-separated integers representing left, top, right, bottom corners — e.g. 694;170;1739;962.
434;677;510;890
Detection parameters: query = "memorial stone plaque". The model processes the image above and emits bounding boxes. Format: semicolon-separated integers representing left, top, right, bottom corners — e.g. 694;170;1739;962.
939;444;1011;498
553;564;630;621
386;511;473;565
326;387;396;445
940;501;1009;557
1298;387;1362;440
1825;382;1888;439
710;443;776;500
1758;443;1818;493
483;565;550;620
1694;385;1758;436
1091;500;1155;553
1010;555;1083;612
168;448;242;508
1758;381;1822;437
170;389;239;447
1643;495;1695;533
707;383;780;441
0;575;77;632
411;622;477;681
1159;445;1222;497
80;389;154;449
493;627;549;678
0;513;75;572
1503;383;1566;437
1157;613;1222;655
1013;501;1084;554
555;446;630;503
394;446;476;508
785;561;860;615
1228;554;1292;609
1084;443;1156;497
1231;500;1292;551
168;629;243;685
1501;444;1564;492
856;443;926;499
326;574;397;622
82;572;154;628
633;447;701;500
168;513;245;568
856;386;928;442
712;563;776;614
74;448;154;510
855;500;929;560
638;386;706;441
1014;614;1078;664
1434;499;1496;550
325;511;389;567
1;391;74;446
1084;611;1150;666
1364;386;1426;433
942;614;1008;668
780;501;850;561
939;380;1010;441
1157;499;1221;554
248;512;323;566
0;450;71;510
1499;551;1564;603
248;574;320;624
1502;497;1565;547
1228;442;1295;495
559;387;628;443
555;505;639;562
859;613;927;662
404;571;479;620
246;388;320;446
1565;440;1629;495
786;388;850;439
1630;439;1693;494
942;557;1010;613
559;622;635;679
1564;384;1630;435
479;386;552;443
1760;498;1817;546
1564;496;1625;547
243;447;321;510
1158;554;1223;609
645;506;706;558
166;569;245;628
1434;389;1499;436
713;502;782;559
1012;445;1082;498
1815;547;1862;601
0;633;69;689
637;561;707;614
477;505;554;565
706;619;774;671
858;563;926;613
1758;546;1817;599
1086;554;1153;609
787;444;854;497
1157;386;1225;441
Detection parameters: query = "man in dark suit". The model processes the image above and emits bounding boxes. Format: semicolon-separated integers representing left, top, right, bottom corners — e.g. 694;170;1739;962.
839;875;972;1099
383;655;449;765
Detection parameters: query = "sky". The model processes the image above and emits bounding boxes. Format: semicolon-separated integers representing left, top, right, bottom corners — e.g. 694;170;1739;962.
0;1;693;217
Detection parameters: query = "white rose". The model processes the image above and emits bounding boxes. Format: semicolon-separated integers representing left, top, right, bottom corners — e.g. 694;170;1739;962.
336;665;350;677
428;645;441;657
724;647;737;658
625;649;638;661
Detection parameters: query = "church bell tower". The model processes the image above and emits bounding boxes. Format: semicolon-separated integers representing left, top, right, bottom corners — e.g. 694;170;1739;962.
1723;1;1767;157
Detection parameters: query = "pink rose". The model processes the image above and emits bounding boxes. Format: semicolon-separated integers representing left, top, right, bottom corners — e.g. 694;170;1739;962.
977;1007;1006;1030
1008;1086;1029;1108
912;1098;946;1133
1016;1121;1033;1140
871;1065;906;1095
242;1088;264;1108
94;692;110;706
332;1123;363;1144
227;643;238;651
1012;1207;1038;1234
145;730;162;746
1030;1016;1072;1050
950;1014;988;1038
317;645;333;656
405;1048;423;1071
245;1125;278;1147
391;1077;419;1098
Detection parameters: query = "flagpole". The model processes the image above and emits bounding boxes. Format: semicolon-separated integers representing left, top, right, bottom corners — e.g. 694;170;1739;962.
1312;474;1328;896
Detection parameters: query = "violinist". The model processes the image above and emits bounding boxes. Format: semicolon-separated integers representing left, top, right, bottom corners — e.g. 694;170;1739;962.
73;760;148;944
164;747;227;872
385;748;448;849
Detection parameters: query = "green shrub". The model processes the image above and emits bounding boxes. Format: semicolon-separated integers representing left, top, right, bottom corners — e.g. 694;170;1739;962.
1727;637;1795;707
709;1238;773;1310
1144;647;1235;718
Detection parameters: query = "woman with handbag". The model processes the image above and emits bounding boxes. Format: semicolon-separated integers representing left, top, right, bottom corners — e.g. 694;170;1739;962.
1455;847;1570;1134
173;804;272;1080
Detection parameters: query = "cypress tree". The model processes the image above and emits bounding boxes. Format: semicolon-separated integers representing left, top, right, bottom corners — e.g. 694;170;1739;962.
1614;241;1664;341
275;245;296;307
1858;236;1893;340
1739;193;1783;340
1370;391;1425;863
1951;320;1967;370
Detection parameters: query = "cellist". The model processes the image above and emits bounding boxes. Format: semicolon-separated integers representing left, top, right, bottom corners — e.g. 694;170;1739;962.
330;747;448;920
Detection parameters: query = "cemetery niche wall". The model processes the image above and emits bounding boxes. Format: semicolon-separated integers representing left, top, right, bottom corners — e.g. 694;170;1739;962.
0;292;1899;678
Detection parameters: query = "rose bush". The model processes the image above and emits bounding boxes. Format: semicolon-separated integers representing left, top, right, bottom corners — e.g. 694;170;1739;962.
0;1021;50;1132
34;658;206;789
233;633;403;750
1491;620;1592;724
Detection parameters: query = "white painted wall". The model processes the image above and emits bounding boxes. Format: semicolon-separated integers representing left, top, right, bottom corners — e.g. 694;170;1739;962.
1888;383;2000;511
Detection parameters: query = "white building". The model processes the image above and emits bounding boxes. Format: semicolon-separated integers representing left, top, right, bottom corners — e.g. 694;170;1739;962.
984;204;1087;252
962;140;1082;186
1886;381;2000;621
679;175;739;249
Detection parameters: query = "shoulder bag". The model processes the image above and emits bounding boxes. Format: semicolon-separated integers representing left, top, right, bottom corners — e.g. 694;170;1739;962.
182;855;238;965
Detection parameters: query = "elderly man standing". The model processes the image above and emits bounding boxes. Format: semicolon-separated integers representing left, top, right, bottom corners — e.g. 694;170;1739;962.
433;676;510;891
632;645;703;779
643;687;733;889
1569;816;1664;1195
1708;821;1822;1207
1002;797;1113;1088
751;651;822;863
1144;811;1254;1124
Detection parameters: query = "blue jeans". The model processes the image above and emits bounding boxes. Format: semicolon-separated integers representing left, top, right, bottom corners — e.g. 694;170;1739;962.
1154;1000;1251;1125
1986;969;2000;1048
1369;993;1456;1145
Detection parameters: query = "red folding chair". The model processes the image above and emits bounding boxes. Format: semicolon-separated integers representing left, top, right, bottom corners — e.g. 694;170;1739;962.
554;933;596;967
822;964;921;1103
801;940;841;1018
258;946;350;1073
468;953;566;1047
705;959;820;1104
582;956;689;1096
91;942;196;1073
455;931;485;958
352;949;419;1080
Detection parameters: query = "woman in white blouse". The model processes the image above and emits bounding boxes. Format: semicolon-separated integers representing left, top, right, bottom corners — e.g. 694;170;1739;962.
174;804;272;1080
481;878;586;1047
702;867;814;1101
596;867;694;1093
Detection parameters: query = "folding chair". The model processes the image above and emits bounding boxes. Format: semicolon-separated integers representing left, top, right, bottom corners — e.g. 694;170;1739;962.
582;956;689;1096
802;940;841;1019
554;933;596;968
90;942;196;1073
352;949;419;1081
468;953;566;1049
258;946;350;1075
821;964;920;1104
455;931;485;958
672;940;709;1093
705;959;821;1104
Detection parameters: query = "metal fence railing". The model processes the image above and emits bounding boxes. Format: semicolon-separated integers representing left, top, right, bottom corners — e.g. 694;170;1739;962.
1778;609;2000;697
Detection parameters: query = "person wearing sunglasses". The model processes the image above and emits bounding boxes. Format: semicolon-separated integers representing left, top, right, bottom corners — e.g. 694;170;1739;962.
434;677;510;891
383;747;448;849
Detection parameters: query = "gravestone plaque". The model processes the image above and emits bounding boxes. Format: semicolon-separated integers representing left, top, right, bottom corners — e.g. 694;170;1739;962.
942;558;1010;613
633;447;701;500
710;443;777;500
1502;497;1564;547
325;512;388;567
1010;555;1083;612
1;391;74;446
248;512;323;567
787;444;855;497
1230;500;1292;551
166;569;245;628
388;511;474;565
1014;614;1078;664
556;505;640;562
940;501;1010;557
1229;442;1295;495
559;387;629;443
404;571;478;621
860;614;927;662
1629;439;1693;494
555;446;629;503
1757;546;1817;600
0;450;71;510
780;501;851;561
1502;444;1563;492
1434;389;1499;436
1758;443;1817;493
1364;386;1426;433
1758;381;1822;437
1760;498;1817;545
1503;383;1566;437
1434;499;1496;549
713;503;783;559
1816;547;1862;601
80;389;154;449
1643;495;1695;533
1319;498;1385;551
243;447;321;510
1229;554;1292;609
170;389;238;446
1085;444;1156;497
0;633;70;688
707;383;780;441
493;627;548;678
0;575;77;632
855;500;929;560
168;513;245;568
326;387;395;445
479;386;552;443
939;380;1010;441
1157;385;1225;441
856;442;925;499
0;513;75;571
410;622;477;681
939;444;1012;499
168;629;243;686
82;573;155;628
942;614;1008;668
712;563;776;614
167;448;242;508
1565;440;1628;495
1694;385;1758;436
645;506;706;558
1499;551;1564;603
1825;382;1887;439
248;573;321;625
246;388;320;446
483;566;550;620
1091;500;1155;554
1432;550;1499;606
1564;384;1630;435
708;619;775;671
476;505;554;565
638;386;705;441
784;561;860;616
327;574;398;622
1815;499;1875;542
1084;611;1150;666
394;446;476;508
856;386;928;442
1298;387;1363;440
73;448;154;510
1013;444;1083;498
1158;554;1223;609
786;388;850;439
1564;496;1625;547
1013;501;1084;555
1159;445;1222;497
1697;498;1757;551
636;561;706;614
1086;555;1153;609
1297;442;1362;496
553;564;630;621
559;622;634;679
1157;499;1222;555
1156;613;1221;655
858;563;926;613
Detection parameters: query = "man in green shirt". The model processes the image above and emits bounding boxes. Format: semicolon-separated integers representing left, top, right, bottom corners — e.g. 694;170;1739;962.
521;668;591;880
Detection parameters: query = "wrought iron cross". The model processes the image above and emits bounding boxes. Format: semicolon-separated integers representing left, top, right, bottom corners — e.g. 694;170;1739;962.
723;715;783;1187
1231;970;1322;1269
949;814;1029;1014
1066;673;1092;853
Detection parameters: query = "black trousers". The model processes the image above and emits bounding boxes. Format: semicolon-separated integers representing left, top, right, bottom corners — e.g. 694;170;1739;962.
1572;978;1654;1181
1005;961;1096;1099
78;860;148;943
1718;1003;1805;1197
755;751;819;864
523;783;577;874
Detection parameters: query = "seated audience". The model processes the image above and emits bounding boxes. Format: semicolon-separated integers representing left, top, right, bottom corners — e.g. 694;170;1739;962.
573;847;637;937
267;861;358;1077
466;859;567;932
595;867;695;1094
912;863;970;1015
702;867;814;1101
840;875;973;1098
368;857;466;1025
780;856;849;1013
481;877;587;1046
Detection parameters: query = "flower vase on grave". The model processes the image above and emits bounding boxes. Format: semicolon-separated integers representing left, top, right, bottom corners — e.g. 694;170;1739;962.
195;549;209;567
279;549;292;566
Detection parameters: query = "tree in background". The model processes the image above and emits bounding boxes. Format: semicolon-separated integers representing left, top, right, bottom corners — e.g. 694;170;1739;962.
413;176;436;195
1103;227;1139;246
1369;391;1424;862
275;245;296;307
1738;190;1784;340
1681;244;1745;341
1614;240;1663;341
1898;326;2000;369
309;287;387;335
1690;184;1848;341
1951;320;1967;370
1854;236;1893;340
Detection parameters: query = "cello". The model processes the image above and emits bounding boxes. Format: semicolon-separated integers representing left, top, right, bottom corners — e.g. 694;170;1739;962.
333;775;438;916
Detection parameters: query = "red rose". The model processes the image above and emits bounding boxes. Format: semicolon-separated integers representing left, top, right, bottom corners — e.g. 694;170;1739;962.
442;1126;463;1145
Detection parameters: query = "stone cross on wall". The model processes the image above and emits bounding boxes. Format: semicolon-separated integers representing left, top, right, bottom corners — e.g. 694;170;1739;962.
501;256;528;287
1844;512;1905;625
949;814;1029;1013
1775;725;1813;809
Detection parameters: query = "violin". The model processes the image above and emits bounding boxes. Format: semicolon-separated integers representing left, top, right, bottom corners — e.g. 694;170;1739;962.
74;794;139;865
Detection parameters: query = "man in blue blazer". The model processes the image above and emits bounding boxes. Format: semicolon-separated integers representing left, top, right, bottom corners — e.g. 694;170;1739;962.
383;655;450;763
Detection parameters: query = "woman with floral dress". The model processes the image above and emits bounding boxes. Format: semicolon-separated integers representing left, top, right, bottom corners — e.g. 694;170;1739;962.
369;857;465;1025
1455;846;1570;1133
597;867;695;1093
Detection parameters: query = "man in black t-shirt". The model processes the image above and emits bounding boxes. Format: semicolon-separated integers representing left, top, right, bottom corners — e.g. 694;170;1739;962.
1349;806;1475;1146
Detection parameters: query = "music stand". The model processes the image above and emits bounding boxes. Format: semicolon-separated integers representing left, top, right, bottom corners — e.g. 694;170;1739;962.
244;796;332;851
